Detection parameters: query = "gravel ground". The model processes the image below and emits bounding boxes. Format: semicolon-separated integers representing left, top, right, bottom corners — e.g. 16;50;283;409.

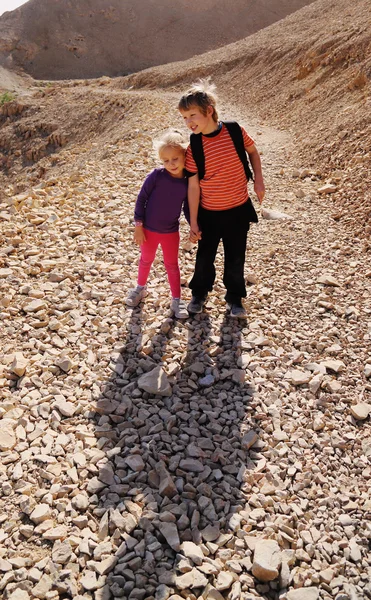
0;86;370;600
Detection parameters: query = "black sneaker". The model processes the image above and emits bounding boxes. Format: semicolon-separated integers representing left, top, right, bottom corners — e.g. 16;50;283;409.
227;303;247;319
187;295;206;314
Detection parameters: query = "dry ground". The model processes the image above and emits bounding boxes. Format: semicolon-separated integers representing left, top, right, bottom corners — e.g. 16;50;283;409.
0;0;370;598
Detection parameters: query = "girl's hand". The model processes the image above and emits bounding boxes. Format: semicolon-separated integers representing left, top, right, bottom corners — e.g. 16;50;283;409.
134;226;146;246
189;224;202;243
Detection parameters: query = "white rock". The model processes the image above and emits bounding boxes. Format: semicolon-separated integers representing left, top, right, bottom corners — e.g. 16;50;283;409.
252;539;281;582
176;568;208;590
0;419;16;451
180;541;204;566
10;352;29;377
261;207;293;220
318;183;337;194
30;504;52;524
285;369;312;385
321;359;345;373
287;588;319;600
350;403;371;420
317;274;341;286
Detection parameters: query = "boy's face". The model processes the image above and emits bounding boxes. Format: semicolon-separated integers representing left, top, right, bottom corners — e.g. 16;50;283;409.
180;104;216;135
160;146;185;178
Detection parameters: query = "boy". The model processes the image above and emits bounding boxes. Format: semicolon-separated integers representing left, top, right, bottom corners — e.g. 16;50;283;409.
178;79;265;318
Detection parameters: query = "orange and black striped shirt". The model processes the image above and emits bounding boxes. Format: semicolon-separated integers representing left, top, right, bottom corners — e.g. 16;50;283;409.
185;123;255;211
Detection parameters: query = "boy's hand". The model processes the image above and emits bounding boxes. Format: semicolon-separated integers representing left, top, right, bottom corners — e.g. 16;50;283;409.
254;179;265;204
134;226;146;246
189;224;202;243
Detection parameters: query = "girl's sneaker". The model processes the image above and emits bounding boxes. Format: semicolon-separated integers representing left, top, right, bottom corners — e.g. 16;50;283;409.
170;298;188;319
126;285;146;307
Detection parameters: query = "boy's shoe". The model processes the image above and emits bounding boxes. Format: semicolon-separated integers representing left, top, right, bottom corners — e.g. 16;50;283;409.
228;303;247;319
170;298;188;319
126;285;146;307
187;295;206;314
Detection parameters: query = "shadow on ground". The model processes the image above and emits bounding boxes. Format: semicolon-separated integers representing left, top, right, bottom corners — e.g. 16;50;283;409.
87;302;267;600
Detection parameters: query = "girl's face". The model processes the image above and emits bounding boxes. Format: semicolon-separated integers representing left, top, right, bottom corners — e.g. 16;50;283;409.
180;104;216;135
160;146;185;178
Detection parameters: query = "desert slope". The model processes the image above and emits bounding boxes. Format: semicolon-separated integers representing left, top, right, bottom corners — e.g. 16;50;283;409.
0;0;317;79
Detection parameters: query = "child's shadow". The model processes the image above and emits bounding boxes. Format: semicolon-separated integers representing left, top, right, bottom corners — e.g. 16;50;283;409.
89;304;265;600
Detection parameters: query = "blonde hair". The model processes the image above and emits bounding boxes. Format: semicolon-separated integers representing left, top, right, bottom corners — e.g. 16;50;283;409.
154;130;187;157
178;78;219;123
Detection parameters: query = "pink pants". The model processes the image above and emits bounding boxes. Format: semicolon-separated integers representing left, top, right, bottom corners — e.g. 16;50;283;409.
137;229;181;297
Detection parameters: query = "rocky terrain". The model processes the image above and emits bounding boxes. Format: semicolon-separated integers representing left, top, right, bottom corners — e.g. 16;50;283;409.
0;0;316;79
0;0;370;599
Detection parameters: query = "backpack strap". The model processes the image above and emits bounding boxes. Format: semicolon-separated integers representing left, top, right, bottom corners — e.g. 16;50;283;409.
224;121;254;181
190;132;205;180
190;122;254;182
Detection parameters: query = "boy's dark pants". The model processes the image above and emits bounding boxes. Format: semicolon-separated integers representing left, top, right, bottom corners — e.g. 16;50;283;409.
189;201;250;305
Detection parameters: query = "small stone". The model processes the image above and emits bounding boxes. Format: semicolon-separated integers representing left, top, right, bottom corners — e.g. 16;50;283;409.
179;458;204;473
350;403;371;420
241;430;258;449
138;366;172;396
156;462;177;498
180;541;204;566
0;419;16;451
124;454;145;472
285;369;312;385
158;522;180;551
55;356;73;372
80;570;100;591
319;568;335;584
30;504;52;524
321;359;345;373
51;541;72;564
261;207;293;220
287;588;319;600
32;574;53;599
318;183;337;194
317;274;341;286
0;268;13;278
54;396;77;417
8;591;31;600
199;374;215;387
23;299;47;312
214;570;235;590
175;568;208;590
10;352;29;377
252;539;281;582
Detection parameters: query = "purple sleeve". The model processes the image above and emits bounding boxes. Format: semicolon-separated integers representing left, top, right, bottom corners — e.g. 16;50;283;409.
134;170;157;221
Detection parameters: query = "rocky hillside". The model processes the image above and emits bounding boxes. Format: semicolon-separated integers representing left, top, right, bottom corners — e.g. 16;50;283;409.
0;0;317;79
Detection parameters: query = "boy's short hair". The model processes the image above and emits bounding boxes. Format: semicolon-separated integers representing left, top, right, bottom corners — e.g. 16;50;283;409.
178;78;219;123
154;130;187;156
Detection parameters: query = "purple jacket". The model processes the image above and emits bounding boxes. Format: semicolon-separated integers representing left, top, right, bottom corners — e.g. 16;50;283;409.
134;168;189;233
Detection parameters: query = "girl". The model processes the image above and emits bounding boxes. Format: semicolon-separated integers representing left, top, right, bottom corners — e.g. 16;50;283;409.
126;131;189;319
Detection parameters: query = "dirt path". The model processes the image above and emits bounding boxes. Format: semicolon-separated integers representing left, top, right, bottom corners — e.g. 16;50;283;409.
0;87;370;600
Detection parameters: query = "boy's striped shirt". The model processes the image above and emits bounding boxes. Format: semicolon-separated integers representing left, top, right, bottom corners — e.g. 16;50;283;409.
185;124;255;211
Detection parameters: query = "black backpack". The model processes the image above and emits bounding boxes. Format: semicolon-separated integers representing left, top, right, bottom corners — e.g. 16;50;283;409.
190;120;258;223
